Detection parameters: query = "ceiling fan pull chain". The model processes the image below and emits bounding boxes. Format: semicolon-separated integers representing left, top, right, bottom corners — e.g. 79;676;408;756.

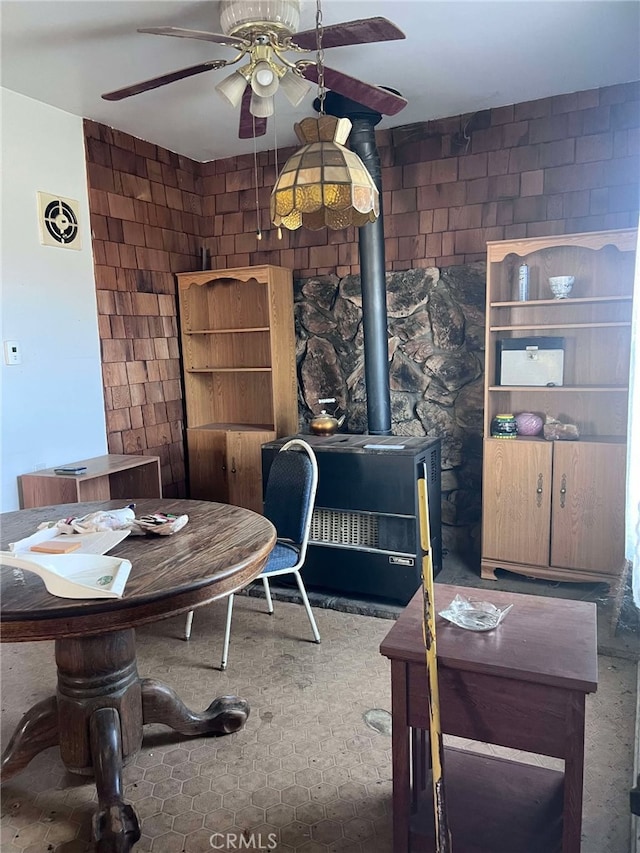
315;0;326;114
253;114;262;240
273;118;283;240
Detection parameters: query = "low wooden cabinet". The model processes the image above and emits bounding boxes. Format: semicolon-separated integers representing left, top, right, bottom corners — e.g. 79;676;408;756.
481;228;636;588
481;438;626;584
482;439;551;569
187;426;275;511
177;265;298;513
19;454;162;509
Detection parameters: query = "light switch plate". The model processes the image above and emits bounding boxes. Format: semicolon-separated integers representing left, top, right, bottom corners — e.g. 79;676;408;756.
4;340;21;365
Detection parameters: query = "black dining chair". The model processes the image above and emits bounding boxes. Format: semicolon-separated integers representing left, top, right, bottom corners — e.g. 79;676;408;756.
184;438;321;669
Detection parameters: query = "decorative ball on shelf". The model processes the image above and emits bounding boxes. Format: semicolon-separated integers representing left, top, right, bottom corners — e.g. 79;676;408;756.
514;412;544;436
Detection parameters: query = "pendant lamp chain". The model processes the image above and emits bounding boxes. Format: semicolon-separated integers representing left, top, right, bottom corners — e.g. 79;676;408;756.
270;0;380;232
273;116;283;239
315;0;326;114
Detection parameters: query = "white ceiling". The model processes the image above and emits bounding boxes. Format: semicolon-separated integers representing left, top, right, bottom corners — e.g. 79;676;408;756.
2;1;639;163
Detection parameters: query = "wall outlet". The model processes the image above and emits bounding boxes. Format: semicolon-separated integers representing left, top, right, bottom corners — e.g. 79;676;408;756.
4;341;21;365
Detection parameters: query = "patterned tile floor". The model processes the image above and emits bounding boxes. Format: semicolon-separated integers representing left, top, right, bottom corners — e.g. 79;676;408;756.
1;590;637;852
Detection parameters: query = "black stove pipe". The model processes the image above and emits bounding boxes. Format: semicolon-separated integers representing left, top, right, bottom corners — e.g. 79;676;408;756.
317;93;392;435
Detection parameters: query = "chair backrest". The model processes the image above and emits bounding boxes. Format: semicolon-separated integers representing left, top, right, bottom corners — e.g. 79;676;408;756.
263;439;318;561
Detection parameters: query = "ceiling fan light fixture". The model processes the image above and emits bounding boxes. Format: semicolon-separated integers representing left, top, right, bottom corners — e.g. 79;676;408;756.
215;70;249;107
271;115;379;231
219;0;301;38
279;70;312;107
250;92;275;118
250;61;280;98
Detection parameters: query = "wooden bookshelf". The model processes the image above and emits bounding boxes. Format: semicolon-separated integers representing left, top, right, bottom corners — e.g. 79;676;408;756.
177;265;298;512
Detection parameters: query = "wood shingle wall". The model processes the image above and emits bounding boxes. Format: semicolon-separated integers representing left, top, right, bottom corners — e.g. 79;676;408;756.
84;82;639;499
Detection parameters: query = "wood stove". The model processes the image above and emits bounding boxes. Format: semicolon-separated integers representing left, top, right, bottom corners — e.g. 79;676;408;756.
261;434;442;604
261;93;442;606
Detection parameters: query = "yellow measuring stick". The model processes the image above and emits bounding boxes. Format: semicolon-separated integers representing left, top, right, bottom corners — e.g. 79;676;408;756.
418;467;452;853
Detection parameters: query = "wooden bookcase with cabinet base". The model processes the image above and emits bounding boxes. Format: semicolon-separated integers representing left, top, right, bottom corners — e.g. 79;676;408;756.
481;228;636;592
177;265;298;513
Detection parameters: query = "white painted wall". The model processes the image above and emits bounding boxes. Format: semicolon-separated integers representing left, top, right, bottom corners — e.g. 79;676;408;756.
1;89;107;512
628;226;640;608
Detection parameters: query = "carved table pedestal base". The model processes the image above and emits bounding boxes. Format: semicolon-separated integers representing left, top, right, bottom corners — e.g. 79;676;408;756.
1;628;249;852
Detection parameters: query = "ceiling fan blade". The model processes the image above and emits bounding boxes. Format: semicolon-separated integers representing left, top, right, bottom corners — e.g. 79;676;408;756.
238;85;268;138
102;59;227;100
137;27;248;47
292;17;405;51
301;65;408;116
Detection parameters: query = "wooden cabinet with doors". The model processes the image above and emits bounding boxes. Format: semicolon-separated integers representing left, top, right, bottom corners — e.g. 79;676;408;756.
482;438;626;584
177;265;298;512
481;228;636;589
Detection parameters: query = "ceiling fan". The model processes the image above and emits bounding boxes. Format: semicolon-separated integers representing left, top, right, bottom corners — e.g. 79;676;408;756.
101;0;408;139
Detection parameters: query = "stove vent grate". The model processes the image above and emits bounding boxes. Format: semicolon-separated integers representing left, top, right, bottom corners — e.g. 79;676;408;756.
310;508;379;549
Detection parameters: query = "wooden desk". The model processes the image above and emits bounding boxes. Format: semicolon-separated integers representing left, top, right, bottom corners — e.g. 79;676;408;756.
1;499;276;852
18;454;162;509
379;584;598;853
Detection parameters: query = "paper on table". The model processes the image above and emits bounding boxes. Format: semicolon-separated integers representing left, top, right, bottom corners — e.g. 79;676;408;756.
10;529;131;556
9;526;61;552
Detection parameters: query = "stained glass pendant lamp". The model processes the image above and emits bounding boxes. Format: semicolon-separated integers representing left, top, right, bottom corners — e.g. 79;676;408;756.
270;115;379;230
270;0;379;231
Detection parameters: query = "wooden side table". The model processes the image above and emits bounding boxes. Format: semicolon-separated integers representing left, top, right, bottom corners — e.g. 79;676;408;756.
379;584;598;853
18;454;162;508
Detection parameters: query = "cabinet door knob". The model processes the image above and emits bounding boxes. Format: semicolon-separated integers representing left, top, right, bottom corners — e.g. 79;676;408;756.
231;457;237;474
536;473;544;507
560;474;567;508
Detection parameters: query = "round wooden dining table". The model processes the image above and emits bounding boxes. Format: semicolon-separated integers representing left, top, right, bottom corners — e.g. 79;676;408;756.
0;498;276;852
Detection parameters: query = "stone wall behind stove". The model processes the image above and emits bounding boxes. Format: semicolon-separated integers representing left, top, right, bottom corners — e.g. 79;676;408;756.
294;263;486;557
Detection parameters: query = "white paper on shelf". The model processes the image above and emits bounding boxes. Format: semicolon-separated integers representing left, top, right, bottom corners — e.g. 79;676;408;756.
363;444;406;450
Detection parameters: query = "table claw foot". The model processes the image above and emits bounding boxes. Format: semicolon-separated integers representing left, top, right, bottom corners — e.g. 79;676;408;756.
93;803;141;853
201;695;250;734
141;678;249;736
90;707;140;853
1;695;58;781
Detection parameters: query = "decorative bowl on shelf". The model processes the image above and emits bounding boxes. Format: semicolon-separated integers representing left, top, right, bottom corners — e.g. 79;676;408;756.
548;275;575;299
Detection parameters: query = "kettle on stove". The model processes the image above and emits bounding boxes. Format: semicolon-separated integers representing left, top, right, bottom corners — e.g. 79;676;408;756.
309;399;346;436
